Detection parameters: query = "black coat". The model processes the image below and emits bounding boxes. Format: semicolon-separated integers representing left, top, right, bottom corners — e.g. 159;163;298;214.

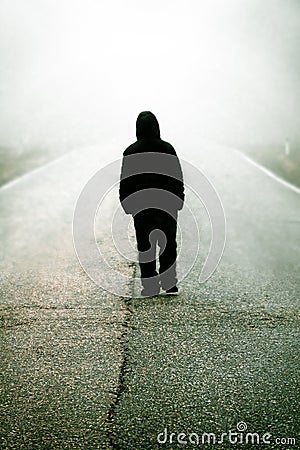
119;111;185;215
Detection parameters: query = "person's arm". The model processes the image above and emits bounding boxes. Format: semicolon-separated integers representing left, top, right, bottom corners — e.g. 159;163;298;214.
177;159;185;209
167;146;185;210
119;154;134;214
119;156;128;212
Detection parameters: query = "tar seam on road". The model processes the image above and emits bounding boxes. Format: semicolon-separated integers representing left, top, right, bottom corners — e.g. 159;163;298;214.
107;262;137;449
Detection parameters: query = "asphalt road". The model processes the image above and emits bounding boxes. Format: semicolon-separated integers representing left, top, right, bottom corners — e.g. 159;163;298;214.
0;143;299;449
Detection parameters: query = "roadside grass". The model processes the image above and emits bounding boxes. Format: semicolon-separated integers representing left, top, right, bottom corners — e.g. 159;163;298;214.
241;144;300;189
0;146;67;187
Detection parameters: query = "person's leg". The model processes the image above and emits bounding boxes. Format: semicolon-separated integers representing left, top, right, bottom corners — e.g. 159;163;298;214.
133;212;160;294
157;211;178;291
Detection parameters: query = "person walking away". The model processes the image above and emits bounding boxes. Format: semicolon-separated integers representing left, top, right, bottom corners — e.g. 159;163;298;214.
119;111;184;296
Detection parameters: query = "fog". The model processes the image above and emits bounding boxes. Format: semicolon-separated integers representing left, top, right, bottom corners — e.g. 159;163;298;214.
1;0;300;156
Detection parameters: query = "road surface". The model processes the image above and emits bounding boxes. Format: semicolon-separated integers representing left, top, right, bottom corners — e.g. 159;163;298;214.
0;143;299;449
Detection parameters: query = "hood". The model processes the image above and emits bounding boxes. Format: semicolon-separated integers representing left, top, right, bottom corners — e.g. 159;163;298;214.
136;111;160;140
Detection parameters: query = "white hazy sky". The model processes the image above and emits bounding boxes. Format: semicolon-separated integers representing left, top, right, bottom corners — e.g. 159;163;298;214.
0;0;299;151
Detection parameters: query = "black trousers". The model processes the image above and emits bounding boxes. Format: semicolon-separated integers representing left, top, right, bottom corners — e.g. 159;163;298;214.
133;208;178;291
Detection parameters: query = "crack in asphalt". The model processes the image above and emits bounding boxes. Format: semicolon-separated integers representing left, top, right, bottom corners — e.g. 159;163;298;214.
106;262;137;449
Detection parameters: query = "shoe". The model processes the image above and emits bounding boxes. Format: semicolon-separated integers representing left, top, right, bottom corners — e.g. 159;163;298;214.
165;286;178;295
141;288;160;297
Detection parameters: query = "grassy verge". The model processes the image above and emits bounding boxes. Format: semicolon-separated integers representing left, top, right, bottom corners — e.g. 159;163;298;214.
0;146;67;187
241;144;300;189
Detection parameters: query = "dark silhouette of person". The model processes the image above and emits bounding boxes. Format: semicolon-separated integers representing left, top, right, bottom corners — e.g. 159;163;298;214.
119;111;184;296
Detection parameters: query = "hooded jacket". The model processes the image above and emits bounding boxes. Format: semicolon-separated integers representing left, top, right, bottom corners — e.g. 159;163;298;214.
119;111;185;215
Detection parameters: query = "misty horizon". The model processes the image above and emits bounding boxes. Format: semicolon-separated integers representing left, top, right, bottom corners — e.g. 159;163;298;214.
1;0;300;155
